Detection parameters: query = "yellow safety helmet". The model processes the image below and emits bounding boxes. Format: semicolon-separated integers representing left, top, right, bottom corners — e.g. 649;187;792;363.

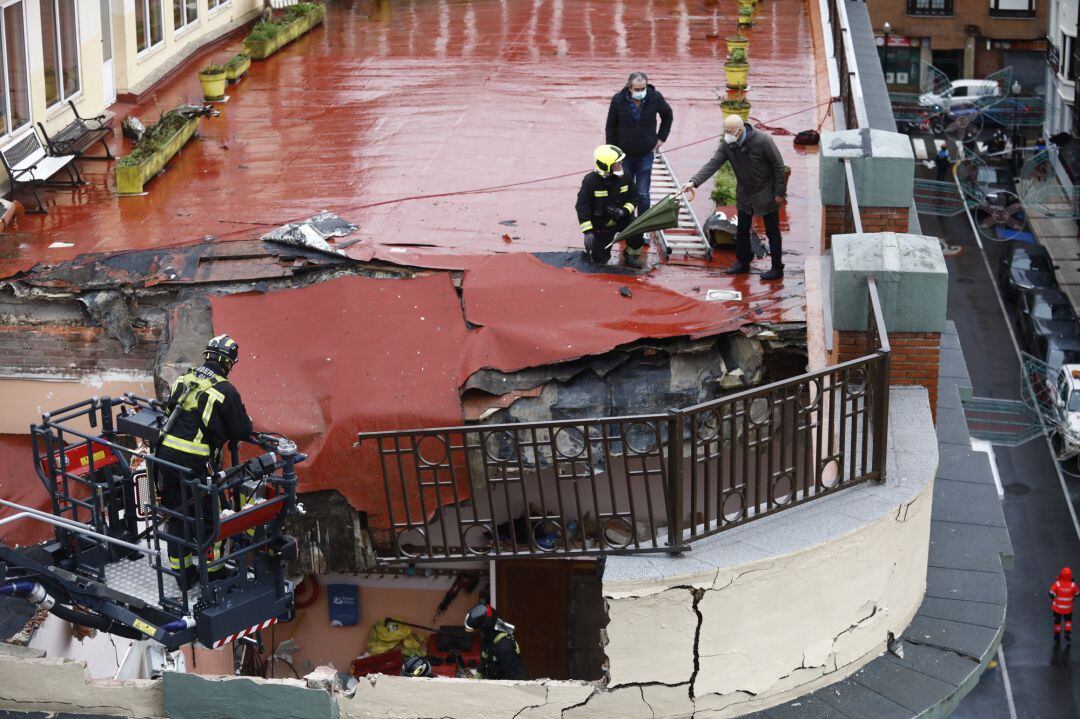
593;144;625;176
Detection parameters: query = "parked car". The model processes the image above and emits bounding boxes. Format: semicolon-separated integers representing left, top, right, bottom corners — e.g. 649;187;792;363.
1017;289;1079;353
919;79;1002;112
1033;334;1080;376
1046;363;1080;459
998;244;1056;302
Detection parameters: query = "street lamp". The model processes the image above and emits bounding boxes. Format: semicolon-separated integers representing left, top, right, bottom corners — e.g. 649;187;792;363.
882;21;892;86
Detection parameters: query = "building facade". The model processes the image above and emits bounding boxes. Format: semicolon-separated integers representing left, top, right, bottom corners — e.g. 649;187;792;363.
1044;0;1078;138
866;0;1048;93
0;0;261;153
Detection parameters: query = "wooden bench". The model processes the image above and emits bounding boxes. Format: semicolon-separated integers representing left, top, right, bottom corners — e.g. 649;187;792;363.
37;100;113;161
0;128;83;214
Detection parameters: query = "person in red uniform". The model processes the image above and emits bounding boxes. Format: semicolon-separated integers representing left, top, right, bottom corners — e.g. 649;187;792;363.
1050;566;1080;643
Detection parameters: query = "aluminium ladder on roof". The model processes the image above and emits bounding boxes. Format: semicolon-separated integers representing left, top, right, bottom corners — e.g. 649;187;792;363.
650;150;711;261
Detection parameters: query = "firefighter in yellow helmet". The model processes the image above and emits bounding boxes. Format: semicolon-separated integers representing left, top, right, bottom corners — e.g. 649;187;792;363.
155;334;254;588
576;145;647;269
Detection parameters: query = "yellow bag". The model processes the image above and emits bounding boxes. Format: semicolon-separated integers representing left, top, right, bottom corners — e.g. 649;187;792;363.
366;619;423;657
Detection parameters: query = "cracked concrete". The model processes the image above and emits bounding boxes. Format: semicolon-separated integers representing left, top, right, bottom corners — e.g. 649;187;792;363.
0;654;163;717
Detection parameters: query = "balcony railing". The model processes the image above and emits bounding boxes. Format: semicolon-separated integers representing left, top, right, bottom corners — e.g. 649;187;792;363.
824;0;868;129
357;281;890;563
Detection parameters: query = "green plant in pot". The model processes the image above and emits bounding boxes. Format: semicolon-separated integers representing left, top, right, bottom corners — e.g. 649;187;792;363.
738;6;755;26
199;64;227;101
726;35;749;55
724;48;749;88
724;99;751;121
710;164;738;208
225;53;251;82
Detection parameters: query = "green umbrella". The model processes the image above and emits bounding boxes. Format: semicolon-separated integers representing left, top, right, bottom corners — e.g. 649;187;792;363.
606;192;684;248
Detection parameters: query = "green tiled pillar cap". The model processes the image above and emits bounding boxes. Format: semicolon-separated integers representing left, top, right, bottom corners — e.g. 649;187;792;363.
820;128;915;209
831;232;948;333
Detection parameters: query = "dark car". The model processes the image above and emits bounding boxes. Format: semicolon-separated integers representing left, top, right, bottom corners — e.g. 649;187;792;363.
998;243;1056;302
1018;288;1079;353
1032;333;1080;375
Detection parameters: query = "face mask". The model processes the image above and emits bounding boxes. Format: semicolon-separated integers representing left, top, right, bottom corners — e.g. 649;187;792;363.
631;90;646;101
724;132;738;144
613;168;625;177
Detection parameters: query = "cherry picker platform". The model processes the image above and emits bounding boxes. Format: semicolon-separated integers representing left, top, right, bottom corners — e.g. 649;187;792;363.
0;394;302;651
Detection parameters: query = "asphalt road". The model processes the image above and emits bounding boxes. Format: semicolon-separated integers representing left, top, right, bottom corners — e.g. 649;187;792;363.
916;198;1080;716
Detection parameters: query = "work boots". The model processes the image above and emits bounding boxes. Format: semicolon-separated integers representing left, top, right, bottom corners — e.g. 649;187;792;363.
725;261;750;275
761;263;784;281
623;249;645;270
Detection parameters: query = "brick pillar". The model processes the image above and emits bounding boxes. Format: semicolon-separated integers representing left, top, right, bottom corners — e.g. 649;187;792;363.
831;233;948;420
820;128;915;250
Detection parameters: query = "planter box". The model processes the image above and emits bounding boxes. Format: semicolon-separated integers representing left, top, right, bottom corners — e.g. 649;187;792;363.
226;56;251;82
115;117;200;195
244;5;326;61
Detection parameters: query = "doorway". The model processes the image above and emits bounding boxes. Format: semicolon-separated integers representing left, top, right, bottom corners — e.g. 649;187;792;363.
932;49;964;81
495;559;605;681
100;0;115;106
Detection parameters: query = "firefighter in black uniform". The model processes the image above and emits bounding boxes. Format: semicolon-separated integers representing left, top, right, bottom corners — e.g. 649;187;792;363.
576;144;647;269
464;603;526;680
155;334;254;587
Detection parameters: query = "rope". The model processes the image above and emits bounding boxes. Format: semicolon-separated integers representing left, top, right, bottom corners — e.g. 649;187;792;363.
46;94;838;277
749;98;834;137
207;97;837;240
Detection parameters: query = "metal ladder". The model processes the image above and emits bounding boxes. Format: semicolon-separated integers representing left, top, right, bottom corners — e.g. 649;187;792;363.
650;150;711;261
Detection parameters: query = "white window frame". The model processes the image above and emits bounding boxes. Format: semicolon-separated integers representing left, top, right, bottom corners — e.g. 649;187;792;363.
173;0;198;36
40;0;80;110
207;0;230;16
0;0;30;139
988;0;1036;17
1062;32;1076;87
135;0;164;56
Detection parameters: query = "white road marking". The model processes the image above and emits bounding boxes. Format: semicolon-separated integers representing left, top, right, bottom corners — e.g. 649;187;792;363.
997;647;1019;719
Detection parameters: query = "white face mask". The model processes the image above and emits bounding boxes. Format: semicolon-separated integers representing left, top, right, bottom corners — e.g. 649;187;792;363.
631;89;646;101
613;168;625;177
724;132;738;144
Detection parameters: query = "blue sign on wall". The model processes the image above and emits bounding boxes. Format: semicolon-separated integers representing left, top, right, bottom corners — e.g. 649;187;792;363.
328;584;360;626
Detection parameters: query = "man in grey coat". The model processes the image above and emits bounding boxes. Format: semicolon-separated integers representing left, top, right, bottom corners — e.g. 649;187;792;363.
681;114;788;280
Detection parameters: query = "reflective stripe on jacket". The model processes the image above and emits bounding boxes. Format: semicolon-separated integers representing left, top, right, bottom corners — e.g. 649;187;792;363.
1051;580;1079;614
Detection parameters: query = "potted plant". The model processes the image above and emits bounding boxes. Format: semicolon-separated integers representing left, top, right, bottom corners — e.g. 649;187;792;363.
721;98;752;121
244;2;326;60
116;109;202;194
711;164;738;209
726;35;749;55
199;64;227;101
225;53;251;82
738;5;755;27
724;48;749;88
737;0;756;9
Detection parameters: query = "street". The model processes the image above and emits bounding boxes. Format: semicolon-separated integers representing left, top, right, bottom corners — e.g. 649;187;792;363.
918;180;1080;715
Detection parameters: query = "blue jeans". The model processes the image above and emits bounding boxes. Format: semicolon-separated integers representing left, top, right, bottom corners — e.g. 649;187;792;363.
622;153;654;213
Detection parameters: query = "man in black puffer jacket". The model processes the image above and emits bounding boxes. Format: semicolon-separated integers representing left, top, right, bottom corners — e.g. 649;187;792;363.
605;72;673;214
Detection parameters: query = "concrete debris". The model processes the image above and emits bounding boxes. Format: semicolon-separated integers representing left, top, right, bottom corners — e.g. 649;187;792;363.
305;665;343;694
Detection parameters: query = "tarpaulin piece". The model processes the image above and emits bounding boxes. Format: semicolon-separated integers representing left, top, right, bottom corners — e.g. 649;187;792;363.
209;274;474;527
0;434;52;548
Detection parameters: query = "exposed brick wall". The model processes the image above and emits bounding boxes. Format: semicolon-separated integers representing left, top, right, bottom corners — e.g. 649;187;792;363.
822;205;910;251
0;323;161;376
835;329;940;420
